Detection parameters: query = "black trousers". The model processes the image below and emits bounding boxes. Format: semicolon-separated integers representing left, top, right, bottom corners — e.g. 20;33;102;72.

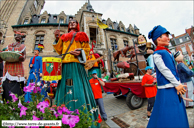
147;96;155;112
2;79;24;102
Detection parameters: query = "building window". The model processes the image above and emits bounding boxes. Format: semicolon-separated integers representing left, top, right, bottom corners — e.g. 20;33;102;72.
34;0;38;10
121;27;124;31
41;18;46;23
179;38;183;43
110;38;118;51
23;19;28;24
53;16;57;20
35;35;44;52
185;36;190;40
181;46;187;55
109;24;112;29
188;44;193;52
59;18;64;23
21;35;26;44
131;30;134;33
123;40;128;47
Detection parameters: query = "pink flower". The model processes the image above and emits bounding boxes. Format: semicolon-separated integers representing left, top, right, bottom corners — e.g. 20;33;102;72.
54;111;59;118
25;126;30;128
23;83;35;92
57;107;63;115
32;115;40;120
62;107;72;114
31;126;39;128
9;93;18;102
20;106;28;117
8;126;15;128
18;99;23;108
33;86;41;93
62;114;79;128
37;101;49;113
74;109;79;115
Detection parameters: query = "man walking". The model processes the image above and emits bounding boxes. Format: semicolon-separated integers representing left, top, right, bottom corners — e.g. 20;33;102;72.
89;70;107;121
141;66;157;120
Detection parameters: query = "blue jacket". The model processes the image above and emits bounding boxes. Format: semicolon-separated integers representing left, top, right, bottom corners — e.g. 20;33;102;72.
177;62;194;83
29;56;42;74
153;50;180;89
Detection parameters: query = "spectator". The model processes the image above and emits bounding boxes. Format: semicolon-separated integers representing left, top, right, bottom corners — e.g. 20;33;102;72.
103;72;109;82
141;66;157;121
89;70;107;121
174;51;194;107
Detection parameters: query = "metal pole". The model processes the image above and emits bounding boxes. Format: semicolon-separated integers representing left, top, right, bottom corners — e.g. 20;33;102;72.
132;39;140;80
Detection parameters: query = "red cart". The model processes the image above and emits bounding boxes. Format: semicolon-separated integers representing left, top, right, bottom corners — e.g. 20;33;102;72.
103;80;146;110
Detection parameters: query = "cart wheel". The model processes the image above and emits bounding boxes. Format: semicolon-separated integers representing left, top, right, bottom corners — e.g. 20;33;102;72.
44;97;52;107
126;92;144;110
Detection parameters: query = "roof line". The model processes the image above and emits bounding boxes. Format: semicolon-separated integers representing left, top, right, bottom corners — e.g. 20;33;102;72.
12;23;68;28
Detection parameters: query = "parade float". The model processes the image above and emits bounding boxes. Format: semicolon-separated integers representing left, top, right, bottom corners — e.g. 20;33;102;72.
103;37;156;110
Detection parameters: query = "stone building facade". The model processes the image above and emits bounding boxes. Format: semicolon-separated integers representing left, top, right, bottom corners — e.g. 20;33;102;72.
0;0;140;77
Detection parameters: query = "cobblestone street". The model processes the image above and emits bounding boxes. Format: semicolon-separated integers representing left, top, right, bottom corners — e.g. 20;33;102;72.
102;93;194;128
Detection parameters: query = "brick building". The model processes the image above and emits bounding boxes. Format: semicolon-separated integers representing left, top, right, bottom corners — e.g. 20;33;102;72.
0;0;140;77
169;32;194;61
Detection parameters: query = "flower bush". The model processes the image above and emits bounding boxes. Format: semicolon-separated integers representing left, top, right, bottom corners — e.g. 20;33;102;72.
0;82;98;128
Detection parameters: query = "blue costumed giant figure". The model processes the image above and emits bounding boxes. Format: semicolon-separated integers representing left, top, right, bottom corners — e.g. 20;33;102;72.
147;25;189;128
24;48;45;102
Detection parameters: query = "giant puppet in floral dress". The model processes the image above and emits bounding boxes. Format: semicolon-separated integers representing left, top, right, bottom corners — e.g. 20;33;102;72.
0;31;26;102
53;20;100;127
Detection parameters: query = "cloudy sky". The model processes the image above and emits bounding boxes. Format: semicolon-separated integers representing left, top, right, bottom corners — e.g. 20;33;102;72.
41;0;193;42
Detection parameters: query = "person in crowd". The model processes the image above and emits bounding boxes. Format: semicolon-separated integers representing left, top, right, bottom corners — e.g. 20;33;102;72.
141;66;157;121
89;70;107;121
53;19;99;127
147;25;188;128
174;51;194;107
0;31;26;102
103;72;109;82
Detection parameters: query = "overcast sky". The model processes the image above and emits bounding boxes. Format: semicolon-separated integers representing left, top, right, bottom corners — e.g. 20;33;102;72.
41;0;193;42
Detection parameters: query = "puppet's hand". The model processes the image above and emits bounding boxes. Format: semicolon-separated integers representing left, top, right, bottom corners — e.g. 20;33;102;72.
175;84;187;95
19;56;25;62
147;49;154;54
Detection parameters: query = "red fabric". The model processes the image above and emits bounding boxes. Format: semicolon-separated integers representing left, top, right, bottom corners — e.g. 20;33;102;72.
31;55;38;64
42;62;62;76
60;31;89;43
98;114;102;123
141;74;157;98
89;78;103;99
103;82;146;98
4;62;24;77
13;30;25;36
94;53;104;68
155;46;171;53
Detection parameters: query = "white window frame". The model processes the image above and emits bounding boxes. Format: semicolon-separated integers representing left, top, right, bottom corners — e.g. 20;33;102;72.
179;38;183;43
188;44;193;52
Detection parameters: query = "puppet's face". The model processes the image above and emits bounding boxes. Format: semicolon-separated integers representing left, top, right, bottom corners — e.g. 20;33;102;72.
138;35;146;44
175;51;183;62
69;20;77;30
14;34;22;42
157;33;170;47
34;50;39;55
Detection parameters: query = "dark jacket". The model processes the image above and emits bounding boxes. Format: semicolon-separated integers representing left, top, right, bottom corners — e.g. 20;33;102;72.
177;62;194;83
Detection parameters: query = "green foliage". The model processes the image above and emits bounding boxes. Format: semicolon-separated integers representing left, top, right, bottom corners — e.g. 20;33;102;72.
0;83;98;128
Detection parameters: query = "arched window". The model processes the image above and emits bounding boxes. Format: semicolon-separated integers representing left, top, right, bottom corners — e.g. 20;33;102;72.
109;24;112;29
121;27;124;31
110;38;118;51
41;18;46;23
59;18;64;23
34;31;45;52
23;19;29;24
